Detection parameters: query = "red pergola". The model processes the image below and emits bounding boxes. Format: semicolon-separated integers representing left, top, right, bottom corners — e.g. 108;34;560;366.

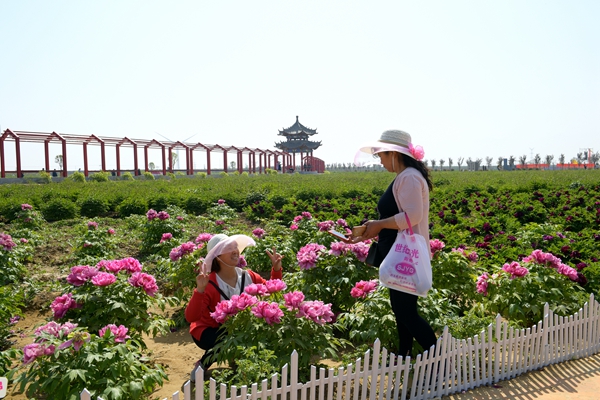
0;129;296;178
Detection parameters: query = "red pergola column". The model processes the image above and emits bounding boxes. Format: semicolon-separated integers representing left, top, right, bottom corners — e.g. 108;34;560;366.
206;149;211;175
83;143;89;176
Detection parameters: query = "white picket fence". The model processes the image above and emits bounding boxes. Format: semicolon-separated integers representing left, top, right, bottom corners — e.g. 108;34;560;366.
81;293;600;400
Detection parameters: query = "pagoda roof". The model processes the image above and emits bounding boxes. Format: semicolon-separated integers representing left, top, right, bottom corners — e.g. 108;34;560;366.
275;139;322;152
278;116;318;136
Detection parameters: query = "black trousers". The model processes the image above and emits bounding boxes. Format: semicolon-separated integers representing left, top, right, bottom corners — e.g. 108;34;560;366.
192;326;225;367
388;288;437;357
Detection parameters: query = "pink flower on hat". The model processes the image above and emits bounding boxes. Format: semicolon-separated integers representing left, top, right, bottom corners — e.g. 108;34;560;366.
409;143;425;161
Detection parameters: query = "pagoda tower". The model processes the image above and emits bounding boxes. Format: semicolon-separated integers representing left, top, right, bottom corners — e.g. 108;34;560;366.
275;116;322;171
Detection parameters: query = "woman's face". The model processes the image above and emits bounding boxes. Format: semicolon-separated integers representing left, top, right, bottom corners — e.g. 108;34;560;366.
377;151;395;172
218;248;240;267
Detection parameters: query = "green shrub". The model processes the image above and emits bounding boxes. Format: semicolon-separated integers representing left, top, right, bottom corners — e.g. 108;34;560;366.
42;198;78;221
117;198;148;217
166;172;175;179
220;171;230;177
148;196;171;212
70;171;87;183
122;171;134;181
89;171;110;182
37;171;52;184
175;171;185;177
196;172;207;178
79;197;109;218
184;196;209;215
143;171;155;180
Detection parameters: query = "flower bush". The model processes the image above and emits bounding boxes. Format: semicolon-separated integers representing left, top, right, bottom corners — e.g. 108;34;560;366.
14;322;167;400
473;249;588;327
71;220;118;264
52;258;171;339
210;279;344;381
139;206;187;255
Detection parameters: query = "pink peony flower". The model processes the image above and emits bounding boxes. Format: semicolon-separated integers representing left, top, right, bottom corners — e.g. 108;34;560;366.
107;228;115;235
293;215;303;223
284;291;305;310
195;233;213;243
349;242;370;262
296;243;326;270
217;199;226;204
160;232;173;243
157;211;170;220
99;324;130;343
237;254;247;268
301;212;312;219
58;331;90;351
230;293;258;310
116;257;143;274
468;251;479;263
67;265;99;286
215;220;225;226
169;242;197;261
265;279;287;293
290;224;299;231
21;203;33;210
210;299;240;323
128;272;159;296
336;219;348;228
51;293;79;320
430;239;445;254
20;238;28;243
96;259;122;273
329;241;348;256
0;233;17;251
146;209;158;221
297;300;334;325
176;216;184;221
502;261;529;279
23;343;45;364
350;279;379;298
245;283;268;296
251;301;284;325
252;228;266;239
557;263;579;281
91;272;117;286
87;221;98;230
476;273;489;295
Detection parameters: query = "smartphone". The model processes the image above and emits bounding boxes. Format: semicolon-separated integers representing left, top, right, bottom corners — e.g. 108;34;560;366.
327;230;348;240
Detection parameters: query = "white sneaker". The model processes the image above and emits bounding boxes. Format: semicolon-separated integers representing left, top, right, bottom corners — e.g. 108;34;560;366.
190;360;203;383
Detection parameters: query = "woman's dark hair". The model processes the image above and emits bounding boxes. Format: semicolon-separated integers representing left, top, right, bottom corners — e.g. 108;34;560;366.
211;258;221;273
400;153;433;191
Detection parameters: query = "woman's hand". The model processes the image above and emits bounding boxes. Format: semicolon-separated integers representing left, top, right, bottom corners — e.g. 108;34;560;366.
266;247;284;271
195;271;210;293
349;220;382;243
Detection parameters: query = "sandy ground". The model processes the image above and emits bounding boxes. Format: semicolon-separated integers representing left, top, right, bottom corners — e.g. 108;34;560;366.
8;311;600;400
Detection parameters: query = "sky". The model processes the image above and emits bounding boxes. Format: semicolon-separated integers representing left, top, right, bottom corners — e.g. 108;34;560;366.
1;1;599;171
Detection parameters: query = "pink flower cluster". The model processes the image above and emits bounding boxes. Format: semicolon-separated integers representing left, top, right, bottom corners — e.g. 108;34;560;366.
34;321;78;338
51;293;80;319
252;228;266;239
96;257;142;274
147;209;170;221
91;272;117;286
25;321;78;362
283;291;305;309
128;272;159;296
210;292;258;323
245;283;268;296
217;199;226;204
67;265;99;286
21;203;33;210
169;242;198;261
317;220;335;231
430;239;445;254
195;233;213;243
0;232;16;251
328;241;370;262
87;221;98;230
350;279;378;298
476;273;489;296
523;249;579;281
296;243;327;269
99;324;130;343
336;219;348;228
501;261;529;279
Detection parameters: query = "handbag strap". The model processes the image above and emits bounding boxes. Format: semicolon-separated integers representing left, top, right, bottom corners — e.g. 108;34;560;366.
404;213;414;235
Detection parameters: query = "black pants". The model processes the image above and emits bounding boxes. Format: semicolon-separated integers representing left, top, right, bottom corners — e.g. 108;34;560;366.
389;288;437;357
192;326;225;367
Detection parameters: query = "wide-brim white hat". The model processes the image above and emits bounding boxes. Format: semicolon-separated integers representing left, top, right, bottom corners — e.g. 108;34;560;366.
202;234;255;273
354;130;424;166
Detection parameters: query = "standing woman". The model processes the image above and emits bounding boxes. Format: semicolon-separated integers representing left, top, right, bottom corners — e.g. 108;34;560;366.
353;129;437;358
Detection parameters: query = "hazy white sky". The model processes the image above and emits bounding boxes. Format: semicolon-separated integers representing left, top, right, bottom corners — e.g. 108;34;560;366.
1;1;599;170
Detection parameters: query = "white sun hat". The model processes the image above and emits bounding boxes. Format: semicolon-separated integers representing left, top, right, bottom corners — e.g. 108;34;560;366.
201;234;256;274
354;130;424;166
